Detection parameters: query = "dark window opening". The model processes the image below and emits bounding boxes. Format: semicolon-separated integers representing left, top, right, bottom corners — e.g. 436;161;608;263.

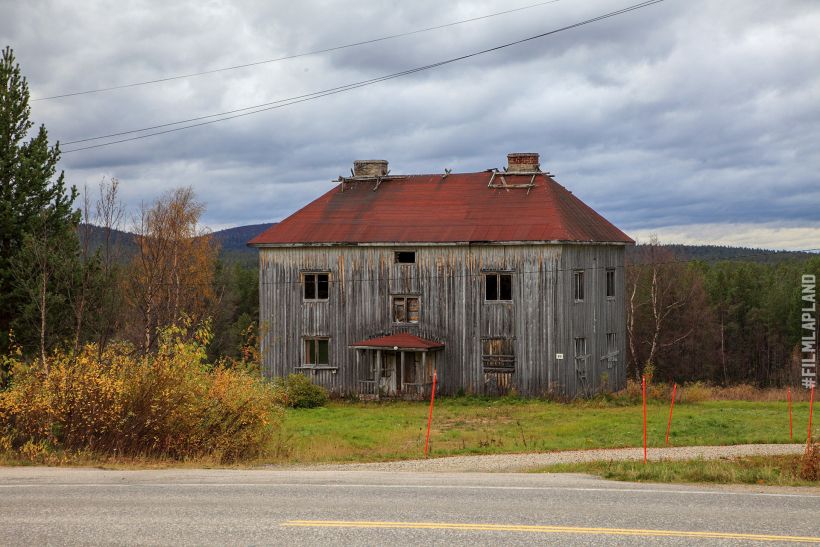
304;338;329;366
483;338;515;372
606;269;615;298
573;270;585;301
303;273;329;300
485;273;512;301
392;296;420;324
395;251;416;264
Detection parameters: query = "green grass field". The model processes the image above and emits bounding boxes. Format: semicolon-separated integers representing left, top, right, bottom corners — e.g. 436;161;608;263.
276;398;814;464
530;456;818;487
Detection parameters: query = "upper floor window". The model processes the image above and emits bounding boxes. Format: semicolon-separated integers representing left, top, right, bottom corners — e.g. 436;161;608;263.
573;270;585;301
303;272;329;301
485;273;512;301
395;251;416;264
606;268;616;299
392;296;420;324
303;337;329;367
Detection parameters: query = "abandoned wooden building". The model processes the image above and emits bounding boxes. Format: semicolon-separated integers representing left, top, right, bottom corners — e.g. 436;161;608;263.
248;153;633;398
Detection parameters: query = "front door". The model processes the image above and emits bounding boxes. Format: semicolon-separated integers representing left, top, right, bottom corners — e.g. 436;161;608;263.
379;351;398;396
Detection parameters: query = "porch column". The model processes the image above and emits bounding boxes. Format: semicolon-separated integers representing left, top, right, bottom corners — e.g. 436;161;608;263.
422;352;427;383
399;351;405;391
375;349;382;400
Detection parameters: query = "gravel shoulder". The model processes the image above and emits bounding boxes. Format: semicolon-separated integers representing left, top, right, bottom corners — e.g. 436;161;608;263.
296;443;807;473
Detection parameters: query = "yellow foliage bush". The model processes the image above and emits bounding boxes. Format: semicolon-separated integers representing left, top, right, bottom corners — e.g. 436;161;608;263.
0;325;282;463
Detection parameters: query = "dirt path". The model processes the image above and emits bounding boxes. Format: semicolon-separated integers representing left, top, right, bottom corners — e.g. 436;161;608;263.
304;443;807;473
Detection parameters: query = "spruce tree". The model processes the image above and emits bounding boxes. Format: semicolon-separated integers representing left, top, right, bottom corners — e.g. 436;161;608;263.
0;46;79;357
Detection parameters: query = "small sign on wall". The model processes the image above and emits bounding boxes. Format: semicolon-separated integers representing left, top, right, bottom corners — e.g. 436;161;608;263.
556;353;564;360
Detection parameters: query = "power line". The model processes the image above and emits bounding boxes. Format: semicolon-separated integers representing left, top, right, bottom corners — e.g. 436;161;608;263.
62;0;665;153
34;0;562;101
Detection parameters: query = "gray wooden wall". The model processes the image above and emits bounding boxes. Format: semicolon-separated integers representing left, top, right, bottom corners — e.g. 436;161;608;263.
257;243;626;397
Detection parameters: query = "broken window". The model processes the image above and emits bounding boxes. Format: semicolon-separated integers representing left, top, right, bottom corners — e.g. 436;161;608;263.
573;270;585;301
304;338;329;366
606;333;617;368
606;268;615;298
392;296;420;324
303;273;329;300
574;337;587;362
483;338;515;372
395;251;416;264
485;273;512;301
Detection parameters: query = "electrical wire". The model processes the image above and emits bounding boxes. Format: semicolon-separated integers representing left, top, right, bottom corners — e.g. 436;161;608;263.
62;0;665;153
33;0;562;101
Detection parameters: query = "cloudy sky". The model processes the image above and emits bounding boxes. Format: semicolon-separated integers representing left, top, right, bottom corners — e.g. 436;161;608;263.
3;0;819;249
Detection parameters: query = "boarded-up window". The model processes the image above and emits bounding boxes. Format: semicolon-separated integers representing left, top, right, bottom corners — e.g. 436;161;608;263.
573;270;585;301
303;273;329;300
482;338;515;372
304;338;329;366
606;269;615;298
485;273;512;301
392;296;420;323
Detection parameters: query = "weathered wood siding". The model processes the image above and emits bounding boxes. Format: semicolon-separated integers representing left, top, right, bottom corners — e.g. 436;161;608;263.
258;243;626;397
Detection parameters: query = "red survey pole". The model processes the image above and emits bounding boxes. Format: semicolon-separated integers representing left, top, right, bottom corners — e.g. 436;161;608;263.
788;387;793;442
665;383;677;446
642;375;647;464
424;370;438;458
808;385;815;446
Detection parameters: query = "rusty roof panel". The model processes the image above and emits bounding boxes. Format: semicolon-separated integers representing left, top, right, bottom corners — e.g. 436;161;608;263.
248;173;633;246
350;333;445;350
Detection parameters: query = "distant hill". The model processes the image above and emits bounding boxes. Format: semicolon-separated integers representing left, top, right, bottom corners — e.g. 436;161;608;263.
78;223;814;267
211;223;274;267
77;223;275;267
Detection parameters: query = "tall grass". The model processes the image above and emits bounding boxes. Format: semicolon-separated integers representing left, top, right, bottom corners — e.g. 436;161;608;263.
0;326;282;464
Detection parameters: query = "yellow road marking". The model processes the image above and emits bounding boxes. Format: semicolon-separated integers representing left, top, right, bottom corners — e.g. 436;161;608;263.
281;520;820;543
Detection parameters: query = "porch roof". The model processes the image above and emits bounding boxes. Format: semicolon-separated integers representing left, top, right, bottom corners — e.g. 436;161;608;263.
350;333;444;351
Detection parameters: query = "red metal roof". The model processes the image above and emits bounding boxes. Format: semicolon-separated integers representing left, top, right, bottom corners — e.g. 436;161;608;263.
350;333;444;350
248;172;633;245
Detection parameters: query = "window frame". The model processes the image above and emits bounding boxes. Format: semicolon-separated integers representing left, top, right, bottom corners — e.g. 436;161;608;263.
574;337;588;362
392;295;420;324
573;270;585;302
605;268;616;299
302;272;330;301
484;272;513;302
301;337;330;368
482;337;515;373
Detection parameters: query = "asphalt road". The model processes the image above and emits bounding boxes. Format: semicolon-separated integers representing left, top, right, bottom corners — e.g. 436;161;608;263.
1;467;819;546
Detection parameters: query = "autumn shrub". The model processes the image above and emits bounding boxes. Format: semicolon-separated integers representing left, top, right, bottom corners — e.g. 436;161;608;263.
0;325;282;463
799;442;820;482
273;373;328;408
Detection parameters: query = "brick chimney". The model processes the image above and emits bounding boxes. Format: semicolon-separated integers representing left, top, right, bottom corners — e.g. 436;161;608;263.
507;153;540;173
353;159;389;177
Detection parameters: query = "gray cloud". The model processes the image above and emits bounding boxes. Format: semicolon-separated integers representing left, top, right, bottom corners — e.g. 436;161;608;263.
2;0;819;245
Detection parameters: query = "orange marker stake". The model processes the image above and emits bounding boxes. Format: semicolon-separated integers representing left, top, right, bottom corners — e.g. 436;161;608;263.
788;387;793;442
424;370;438;458
808;385;815;446
642;375;647;464
665;383;677;446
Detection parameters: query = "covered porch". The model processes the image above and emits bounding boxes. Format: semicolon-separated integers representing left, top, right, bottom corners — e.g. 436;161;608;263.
350;333;444;399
